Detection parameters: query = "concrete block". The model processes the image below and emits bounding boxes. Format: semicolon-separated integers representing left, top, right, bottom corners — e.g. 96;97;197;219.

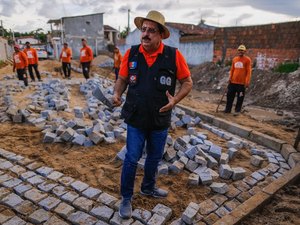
251;148;266;156
281;144;297;161
185;146;199;159
147;213;166;225
206;155;218;168
164;147;177;162
288;153;300;168
199;199;218;215
67;211;98;225
219;164;233;180
152;203;172;221
90;205;114;222
220;153;229;164
60;127;75;142
132;208;152;224
251;155;264;167
199;171;213;185
188;173;199;185
89;131;104;144
194;155;207;167
248;130;286;152
169;161;184;174
209;145;222;160
185;160;199;172
28;209;51;224
232;167;246;180
158;164;169;175
181;202;200;224
73;196;94;212
210;182;229;194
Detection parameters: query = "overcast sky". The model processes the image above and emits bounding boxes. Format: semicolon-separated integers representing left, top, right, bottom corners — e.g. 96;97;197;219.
0;0;299;33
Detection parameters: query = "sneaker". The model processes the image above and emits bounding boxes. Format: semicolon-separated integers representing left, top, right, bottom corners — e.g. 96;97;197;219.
119;199;132;219
140;187;168;198
38;79;43;82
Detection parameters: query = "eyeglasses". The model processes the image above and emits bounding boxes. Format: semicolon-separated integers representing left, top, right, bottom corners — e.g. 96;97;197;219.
141;26;158;34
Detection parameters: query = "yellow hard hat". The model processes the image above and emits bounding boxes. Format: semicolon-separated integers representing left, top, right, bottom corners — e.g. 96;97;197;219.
238;45;246;51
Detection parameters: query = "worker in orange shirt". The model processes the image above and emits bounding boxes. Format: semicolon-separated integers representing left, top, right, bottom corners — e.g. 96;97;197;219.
23;41;42;82
59;42;72;79
113;47;122;81
13;45;28;86
79;38;93;80
224;44;252;115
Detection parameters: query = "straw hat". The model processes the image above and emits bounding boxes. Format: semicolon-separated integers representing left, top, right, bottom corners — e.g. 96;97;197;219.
134;10;170;39
238;45;246;51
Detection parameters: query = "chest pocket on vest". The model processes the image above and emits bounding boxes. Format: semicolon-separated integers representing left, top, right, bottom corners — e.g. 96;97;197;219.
155;68;175;92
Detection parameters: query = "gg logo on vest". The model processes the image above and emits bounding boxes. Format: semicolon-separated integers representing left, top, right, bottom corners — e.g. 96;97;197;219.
160;76;172;86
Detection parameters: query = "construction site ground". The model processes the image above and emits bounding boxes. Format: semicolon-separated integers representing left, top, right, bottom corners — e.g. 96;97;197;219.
0;58;299;224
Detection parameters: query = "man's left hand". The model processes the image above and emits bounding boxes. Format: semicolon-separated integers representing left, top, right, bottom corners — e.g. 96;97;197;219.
159;90;176;112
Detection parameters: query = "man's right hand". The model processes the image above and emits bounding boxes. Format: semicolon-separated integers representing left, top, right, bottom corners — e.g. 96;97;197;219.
112;94;122;107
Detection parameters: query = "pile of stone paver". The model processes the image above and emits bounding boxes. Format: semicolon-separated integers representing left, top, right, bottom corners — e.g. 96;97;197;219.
1;77;128;147
0;76;294;225
116;111;292;224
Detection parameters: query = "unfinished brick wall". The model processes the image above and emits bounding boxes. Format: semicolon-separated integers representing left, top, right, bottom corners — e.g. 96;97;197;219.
213;21;300;69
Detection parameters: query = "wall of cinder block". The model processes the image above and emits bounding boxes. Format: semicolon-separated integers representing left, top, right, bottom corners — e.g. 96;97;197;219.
213;21;300;69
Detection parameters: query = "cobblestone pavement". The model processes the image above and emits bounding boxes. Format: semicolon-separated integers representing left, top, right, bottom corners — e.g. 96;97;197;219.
0;147;167;225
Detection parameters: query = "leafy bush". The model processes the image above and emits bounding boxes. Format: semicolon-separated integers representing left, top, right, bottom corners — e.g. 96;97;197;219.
274;62;299;73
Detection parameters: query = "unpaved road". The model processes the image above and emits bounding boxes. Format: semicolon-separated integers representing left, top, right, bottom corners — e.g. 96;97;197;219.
0;59;299;222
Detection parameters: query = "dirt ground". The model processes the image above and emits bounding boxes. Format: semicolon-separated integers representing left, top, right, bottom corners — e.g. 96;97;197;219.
0;59;299;222
241;179;300;225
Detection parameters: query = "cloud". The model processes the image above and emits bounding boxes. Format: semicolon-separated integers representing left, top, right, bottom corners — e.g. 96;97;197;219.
36;0;65;18
0;0;18;17
135;1;175;11
230;13;253;25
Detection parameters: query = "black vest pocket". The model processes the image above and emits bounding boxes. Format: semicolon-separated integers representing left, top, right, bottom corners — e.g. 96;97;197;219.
121;102;137;121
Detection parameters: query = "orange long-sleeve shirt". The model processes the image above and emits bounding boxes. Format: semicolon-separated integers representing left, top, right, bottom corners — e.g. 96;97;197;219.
80;46;93;63
60;47;72;63
13;51;28;69
23;47;38;65
119;43;190;80
114;51;122;68
229;55;252;86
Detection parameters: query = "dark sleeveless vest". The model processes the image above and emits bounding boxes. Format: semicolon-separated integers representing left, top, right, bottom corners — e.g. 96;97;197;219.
121;44;177;130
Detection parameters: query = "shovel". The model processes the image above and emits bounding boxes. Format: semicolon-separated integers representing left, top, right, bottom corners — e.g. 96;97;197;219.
92;86;114;109
216;89;227;113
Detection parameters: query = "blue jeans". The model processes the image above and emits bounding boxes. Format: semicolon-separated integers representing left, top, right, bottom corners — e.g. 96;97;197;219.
120;125;168;200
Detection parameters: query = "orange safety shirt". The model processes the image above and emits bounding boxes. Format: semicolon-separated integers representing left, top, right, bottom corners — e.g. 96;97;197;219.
119;42;190;80
23;47;38;65
80;46;93;63
13;51;28;69
60;47;72;63
229;55;252;86
114;51;122;69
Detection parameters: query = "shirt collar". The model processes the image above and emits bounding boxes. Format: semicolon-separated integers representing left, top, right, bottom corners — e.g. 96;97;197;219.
139;42;164;57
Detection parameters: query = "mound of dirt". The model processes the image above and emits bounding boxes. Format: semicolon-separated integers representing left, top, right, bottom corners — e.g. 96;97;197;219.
191;62;300;115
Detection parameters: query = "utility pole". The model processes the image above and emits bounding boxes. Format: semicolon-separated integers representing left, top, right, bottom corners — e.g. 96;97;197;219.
127;9;130;33
0;20;4;36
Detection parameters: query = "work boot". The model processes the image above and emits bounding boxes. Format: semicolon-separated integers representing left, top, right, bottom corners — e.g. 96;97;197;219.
119;198;132;219
141;187;168;198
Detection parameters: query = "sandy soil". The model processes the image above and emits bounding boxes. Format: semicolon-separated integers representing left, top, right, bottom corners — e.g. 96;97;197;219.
0;59;299;221
241;180;300;225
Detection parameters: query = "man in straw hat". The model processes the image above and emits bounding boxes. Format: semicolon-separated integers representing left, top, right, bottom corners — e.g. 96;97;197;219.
113;10;193;219
224;44;252;115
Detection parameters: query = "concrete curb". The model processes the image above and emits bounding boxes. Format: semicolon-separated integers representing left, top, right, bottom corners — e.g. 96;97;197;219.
213;164;300;225
177;105;300;168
